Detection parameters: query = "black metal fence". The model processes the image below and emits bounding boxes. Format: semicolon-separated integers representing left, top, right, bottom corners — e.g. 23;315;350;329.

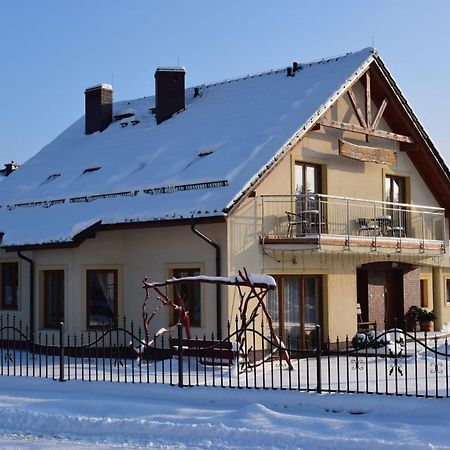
1;314;450;398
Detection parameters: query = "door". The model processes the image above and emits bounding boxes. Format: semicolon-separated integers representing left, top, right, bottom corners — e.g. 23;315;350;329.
268;275;322;350
385;175;407;236
385;268;404;329
294;163;322;234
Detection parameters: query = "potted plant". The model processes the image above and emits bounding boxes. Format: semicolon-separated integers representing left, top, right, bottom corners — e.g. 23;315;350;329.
405;306;420;331
416;308;436;332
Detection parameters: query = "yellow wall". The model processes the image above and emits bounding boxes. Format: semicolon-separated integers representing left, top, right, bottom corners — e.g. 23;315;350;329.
0;222;227;338
228;75;450;339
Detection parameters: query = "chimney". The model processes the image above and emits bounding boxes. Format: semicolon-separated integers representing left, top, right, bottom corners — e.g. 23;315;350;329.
84;84;113;135
2;161;19;176
154;68;185;124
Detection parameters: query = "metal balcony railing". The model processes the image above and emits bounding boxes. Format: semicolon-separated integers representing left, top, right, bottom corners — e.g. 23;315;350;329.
261;194;446;244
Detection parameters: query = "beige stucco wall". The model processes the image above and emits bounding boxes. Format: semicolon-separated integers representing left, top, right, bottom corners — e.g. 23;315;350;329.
227;76;450;339
0;222;228;338
2;75;450;340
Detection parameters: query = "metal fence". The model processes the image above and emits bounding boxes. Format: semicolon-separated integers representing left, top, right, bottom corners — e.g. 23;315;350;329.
1;314;450;398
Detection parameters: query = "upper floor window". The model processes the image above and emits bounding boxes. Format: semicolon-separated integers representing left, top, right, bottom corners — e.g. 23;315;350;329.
173;268;201;327
385;175;406;204
86;269;118;328
295;163;321;195
1;262;18;310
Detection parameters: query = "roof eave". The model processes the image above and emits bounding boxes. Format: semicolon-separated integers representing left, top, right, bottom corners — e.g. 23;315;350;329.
2;215;226;251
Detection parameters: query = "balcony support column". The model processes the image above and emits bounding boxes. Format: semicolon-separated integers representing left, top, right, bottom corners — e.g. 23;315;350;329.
432;267;444;332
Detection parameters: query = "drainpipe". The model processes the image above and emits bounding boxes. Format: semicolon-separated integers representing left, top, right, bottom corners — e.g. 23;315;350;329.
18;251;34;337
190;219;222;338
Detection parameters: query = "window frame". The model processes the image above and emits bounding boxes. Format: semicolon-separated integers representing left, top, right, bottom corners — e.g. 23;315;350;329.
269;274;322;350
171;267;202;328
294;162;322;196
445;278;450;305
1;262;19;310
43;269;65;329
86;268;118;329
385;174;407;204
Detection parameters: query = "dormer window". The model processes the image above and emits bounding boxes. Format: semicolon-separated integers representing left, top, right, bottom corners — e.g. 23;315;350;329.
42;173;61;184
198;150;213;157
83;167;101;175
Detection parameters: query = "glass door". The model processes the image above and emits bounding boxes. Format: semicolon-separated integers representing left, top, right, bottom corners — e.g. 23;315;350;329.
268;275;322;350
385;175;407;237
295;163;322;235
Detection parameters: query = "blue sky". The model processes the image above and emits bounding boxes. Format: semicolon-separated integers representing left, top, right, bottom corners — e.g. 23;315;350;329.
1;1;449;165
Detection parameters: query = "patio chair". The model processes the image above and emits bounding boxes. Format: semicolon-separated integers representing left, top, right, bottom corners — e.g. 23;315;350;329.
286;211;306;237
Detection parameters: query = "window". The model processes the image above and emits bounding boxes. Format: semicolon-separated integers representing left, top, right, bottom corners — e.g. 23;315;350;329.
43;270;64;328
295;162;321;195
420;279;429;308
1;262;18;310
173;268;201;327
86;269;117;328
385;175;406;204
268;275;322;350
446;279;450;304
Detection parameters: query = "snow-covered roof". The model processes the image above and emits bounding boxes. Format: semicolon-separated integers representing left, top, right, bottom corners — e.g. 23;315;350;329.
0;48;376;247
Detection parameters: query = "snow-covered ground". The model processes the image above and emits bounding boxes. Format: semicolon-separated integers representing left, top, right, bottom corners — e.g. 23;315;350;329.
0;376;449;449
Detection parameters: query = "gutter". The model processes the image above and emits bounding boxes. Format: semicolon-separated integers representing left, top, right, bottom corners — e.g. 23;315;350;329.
17;251;34;337
190;218;222;337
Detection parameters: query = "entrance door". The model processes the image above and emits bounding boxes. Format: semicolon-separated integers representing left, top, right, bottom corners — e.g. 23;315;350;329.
385;268;404;329
268;275;322;349
357;262;407;330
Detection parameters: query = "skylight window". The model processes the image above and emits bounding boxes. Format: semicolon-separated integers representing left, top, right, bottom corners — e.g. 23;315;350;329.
198;150;214;157
82;167;101;175
42;173;61;184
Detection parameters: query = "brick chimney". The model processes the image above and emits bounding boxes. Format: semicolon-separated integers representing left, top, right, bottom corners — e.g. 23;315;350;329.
84;84;113;134
1;161;19;176
154;68;185;124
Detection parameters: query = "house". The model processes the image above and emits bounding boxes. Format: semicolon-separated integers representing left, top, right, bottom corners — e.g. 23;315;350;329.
0;48;449;347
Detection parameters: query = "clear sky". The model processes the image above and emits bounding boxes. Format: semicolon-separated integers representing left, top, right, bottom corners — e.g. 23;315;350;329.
1;1;449;166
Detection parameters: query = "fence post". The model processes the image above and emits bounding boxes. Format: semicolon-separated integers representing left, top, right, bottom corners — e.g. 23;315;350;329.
177;323;184;388
59;321;65;382
315;325;322;394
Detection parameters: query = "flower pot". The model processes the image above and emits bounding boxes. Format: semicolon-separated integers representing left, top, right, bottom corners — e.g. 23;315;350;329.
419;320;433;332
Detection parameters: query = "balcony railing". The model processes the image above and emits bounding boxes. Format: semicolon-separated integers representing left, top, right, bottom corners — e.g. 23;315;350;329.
261;194;446;248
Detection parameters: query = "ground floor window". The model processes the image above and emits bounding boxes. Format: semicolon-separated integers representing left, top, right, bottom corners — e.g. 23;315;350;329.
172;268;201;327
43;270;64;328
86;269;118;328
268;275;322;350
1;262;18;310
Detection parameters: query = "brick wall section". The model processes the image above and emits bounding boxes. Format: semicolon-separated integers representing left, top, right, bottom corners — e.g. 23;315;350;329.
367;266;386;327
403;267;420;314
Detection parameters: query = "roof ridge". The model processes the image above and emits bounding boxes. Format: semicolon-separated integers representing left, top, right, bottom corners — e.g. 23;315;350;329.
199;47;375;89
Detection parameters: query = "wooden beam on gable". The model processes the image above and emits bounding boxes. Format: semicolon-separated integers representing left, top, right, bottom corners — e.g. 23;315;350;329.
400;142;420;152
371;98;388;130
365;72;372;128
317;118;414;143
347;89;367;128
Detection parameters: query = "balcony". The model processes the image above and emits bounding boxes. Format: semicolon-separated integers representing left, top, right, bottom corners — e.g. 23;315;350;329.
260;194;446;255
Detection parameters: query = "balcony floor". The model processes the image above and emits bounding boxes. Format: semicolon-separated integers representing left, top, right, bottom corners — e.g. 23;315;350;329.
260;234;444;255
